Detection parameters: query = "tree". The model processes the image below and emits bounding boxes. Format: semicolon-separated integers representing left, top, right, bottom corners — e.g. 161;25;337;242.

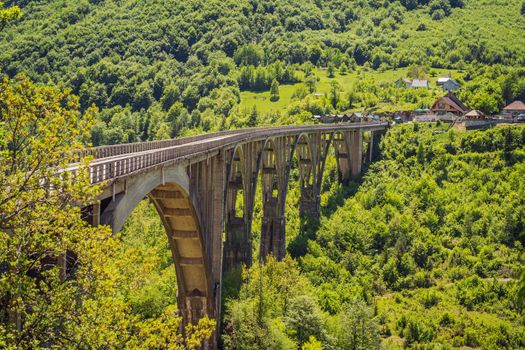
306;74;317;93
284;296;326;346
450;0;465;8
0;75;106;346
330;80;341;108
339;62;348;75
470;91;501;115
303;61;314;77
327;62;335;78
335;301;380;350
248;105;258;127
522;1;525;16
429;0;451;17
431;8;446;20
0;76;215;348
301;336;323;350
234;44;264;66
347;89;357;109
417;142;425;164
270;79;280;102
0;1;21;32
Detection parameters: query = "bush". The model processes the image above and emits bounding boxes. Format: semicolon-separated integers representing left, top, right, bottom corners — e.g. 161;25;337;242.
420;291;440;309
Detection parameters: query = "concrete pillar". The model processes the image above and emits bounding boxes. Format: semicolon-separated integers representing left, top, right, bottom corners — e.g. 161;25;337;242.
259;136;293;262
261;196;285;259
334;135;351;184
350;130;363;178
299;184;320;218
297;132;331;219
223;142;261;274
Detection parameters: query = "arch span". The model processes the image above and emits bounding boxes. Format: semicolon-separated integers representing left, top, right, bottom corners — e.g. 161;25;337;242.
99;165;212;325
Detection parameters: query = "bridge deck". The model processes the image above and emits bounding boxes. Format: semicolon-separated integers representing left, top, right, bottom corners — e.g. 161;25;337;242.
72;122;387;185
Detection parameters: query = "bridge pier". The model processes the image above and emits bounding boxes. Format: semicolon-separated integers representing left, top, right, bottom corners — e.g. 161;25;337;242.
371;129;385;162
350;130;363;178
223;142;261;273
297;133;332;218
299;184;321;218
260;136;295;261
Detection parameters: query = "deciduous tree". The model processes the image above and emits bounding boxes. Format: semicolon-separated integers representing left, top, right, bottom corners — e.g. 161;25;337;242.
0;75;215;348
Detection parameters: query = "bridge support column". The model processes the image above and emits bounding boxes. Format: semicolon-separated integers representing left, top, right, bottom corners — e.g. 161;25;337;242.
299;185;321;218
188;155;226;347
260;136;295;261
371;130;385;162
224;142;261;273
334;132;351;185
298;133;332;219
350;130;363;178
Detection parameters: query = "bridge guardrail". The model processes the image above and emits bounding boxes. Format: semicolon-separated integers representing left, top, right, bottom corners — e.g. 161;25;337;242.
86;122;388;184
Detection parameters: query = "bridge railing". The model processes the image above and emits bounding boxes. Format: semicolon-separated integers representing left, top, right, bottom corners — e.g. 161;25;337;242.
87;122;388;184
75;127;282;161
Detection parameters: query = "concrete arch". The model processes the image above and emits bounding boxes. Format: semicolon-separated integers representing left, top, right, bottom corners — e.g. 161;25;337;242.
223;141;262;272
293;133;314;188
259;137;290;260
331;131;352;184
101;165;210;324
290;132;334;218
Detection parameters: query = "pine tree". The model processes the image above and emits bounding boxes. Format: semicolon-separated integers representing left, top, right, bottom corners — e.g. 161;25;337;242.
270;78;280;102
248;105;258;126
339;62;348;75
327;62;335;78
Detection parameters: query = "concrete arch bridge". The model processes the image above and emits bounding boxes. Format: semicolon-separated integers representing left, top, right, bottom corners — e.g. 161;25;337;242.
75;122;387;347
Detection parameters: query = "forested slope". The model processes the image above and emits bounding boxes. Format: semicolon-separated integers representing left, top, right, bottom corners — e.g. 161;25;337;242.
2;0;525;144
3;1;525;348
223;124;525;349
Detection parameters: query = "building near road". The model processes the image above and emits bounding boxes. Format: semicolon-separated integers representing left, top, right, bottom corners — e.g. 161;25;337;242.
502;100;525;117
443;79;460;92
431;92;468;116
395;78;412;89
464;110;487;120
437;77;450;86
350;112;365;122
411;79;428;89
437;76;461;91
312;114;351;123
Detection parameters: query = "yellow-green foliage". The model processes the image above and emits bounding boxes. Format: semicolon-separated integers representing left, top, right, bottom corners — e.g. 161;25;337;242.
302;124;525;349
0;76;215;349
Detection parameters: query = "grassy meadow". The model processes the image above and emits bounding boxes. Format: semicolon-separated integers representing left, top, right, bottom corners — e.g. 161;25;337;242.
239;67;465;116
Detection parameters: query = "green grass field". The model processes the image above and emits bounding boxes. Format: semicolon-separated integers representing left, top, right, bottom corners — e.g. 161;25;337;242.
239;67;464;116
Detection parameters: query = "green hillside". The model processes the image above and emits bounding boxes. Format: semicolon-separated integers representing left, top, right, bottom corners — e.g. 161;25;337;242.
2;1;525;349
239;67;465;116
1;0;525;144
223;124;525;349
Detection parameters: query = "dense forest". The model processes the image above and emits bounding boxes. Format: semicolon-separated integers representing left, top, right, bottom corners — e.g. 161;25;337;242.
2;0;525;349
221;124;525;349
1;0;525;144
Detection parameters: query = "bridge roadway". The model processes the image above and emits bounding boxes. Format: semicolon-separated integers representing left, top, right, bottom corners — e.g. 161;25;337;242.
77;122;387;348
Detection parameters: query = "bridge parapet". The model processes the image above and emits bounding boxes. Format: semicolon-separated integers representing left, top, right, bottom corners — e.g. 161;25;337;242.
82;123;386;186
